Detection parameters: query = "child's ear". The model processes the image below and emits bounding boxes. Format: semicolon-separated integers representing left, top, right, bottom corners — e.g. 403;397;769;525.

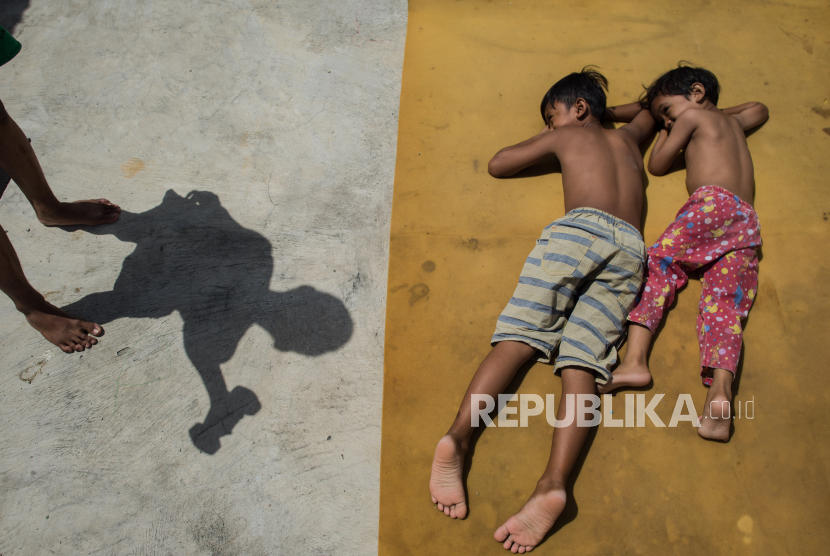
690;83;706;103
574;98;590;119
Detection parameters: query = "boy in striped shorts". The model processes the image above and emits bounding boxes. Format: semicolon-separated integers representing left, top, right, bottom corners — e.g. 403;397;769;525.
429;68;655;552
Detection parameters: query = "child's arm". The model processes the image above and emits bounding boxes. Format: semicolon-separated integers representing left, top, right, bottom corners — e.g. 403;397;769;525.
647;110;700;176
604;102;644;123
722;102;769;131
618;109;655;145
488;128;558;177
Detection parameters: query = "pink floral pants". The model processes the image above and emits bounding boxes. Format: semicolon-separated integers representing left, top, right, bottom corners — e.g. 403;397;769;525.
628;186;761;384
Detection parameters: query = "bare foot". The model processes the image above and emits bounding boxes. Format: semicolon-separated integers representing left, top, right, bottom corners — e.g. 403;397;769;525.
429;435;468;519
597;358;651;394
698;391;732;441
23;298;104;353
37;199;121;226
494;484;567;553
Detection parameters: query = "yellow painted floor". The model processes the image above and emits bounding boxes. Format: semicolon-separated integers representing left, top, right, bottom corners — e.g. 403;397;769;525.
380;1;830;554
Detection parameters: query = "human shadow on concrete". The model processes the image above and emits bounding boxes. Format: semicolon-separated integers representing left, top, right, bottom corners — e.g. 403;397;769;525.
0;0;30;34
62;190;353;454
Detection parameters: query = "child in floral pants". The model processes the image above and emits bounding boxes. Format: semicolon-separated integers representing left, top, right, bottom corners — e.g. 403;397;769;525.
598;64;769;441
628;186;760;379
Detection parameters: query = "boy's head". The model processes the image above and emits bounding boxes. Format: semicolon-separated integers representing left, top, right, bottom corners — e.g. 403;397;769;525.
641;63;720;129
540;67;608;129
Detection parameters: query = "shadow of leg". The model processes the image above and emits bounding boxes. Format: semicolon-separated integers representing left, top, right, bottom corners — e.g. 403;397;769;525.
183;320;261;455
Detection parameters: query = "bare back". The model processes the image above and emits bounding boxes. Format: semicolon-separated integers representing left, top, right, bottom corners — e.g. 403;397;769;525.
551;125;644;230
682;110;755;204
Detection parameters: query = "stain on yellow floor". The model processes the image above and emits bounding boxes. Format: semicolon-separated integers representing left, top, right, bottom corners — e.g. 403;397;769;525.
380;1;830;554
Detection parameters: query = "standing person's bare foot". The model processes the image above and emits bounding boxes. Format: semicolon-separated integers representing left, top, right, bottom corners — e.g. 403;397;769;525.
36;199;120;226
494;482;567;553
597;358;651;394
429;434;468;519
22;296;104;353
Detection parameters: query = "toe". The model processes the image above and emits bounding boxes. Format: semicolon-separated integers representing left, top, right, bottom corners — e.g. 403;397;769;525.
74;334;91;347
431;495;437;504
100;199;121;211
450;506;457;519
60;344;73;354
437;503;444;511
494;525;509;543
89;337;98;346
444;506;450;516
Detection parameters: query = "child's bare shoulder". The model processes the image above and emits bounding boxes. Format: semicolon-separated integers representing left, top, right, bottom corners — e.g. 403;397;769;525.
543;125;591;148
681;108;733;132
675;107;710;128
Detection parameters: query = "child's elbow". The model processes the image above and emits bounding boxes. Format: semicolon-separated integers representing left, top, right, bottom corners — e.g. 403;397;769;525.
488;156;507;178
647;160;666;176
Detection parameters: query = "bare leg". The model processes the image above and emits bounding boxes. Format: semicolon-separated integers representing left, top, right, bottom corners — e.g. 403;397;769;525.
0;225;103;352
429;341;537;519
698;368;732;441
597;323;652;394
0;99;120;226
495;366;595;553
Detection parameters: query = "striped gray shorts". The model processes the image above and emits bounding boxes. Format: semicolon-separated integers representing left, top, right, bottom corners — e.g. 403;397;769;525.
492;208;645;383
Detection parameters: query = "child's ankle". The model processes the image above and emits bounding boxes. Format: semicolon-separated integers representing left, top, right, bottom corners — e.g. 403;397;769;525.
535;478;566;493
624;351;648;366
443;431;470;452
708;368;734;396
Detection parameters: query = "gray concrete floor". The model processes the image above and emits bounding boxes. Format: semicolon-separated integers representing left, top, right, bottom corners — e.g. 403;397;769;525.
0;1;405;554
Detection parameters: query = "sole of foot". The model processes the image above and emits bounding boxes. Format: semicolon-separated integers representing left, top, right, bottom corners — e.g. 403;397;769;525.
38;199;121;227
698;395;731;441
494;487;567;553
429;435;468;519
597;360;651;394
24;300;103;353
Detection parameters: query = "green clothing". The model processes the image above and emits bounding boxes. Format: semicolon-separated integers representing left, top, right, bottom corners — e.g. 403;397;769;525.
0;25;21;67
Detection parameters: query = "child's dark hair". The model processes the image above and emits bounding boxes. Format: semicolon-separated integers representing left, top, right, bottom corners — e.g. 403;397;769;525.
540;66;608;123
640;62;720;110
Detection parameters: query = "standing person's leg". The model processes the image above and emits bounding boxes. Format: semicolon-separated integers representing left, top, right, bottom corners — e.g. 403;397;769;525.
494;366;595;553
430;340;538;519
696;247;759;441
0;98;120;225
0;224;103;352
